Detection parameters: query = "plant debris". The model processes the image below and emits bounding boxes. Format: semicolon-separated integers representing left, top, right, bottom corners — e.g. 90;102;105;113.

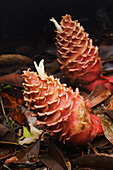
1;9;113;169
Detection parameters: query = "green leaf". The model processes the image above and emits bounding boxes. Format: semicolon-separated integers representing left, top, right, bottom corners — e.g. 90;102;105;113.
23;126;32;138
0;84;10;89
99;114;113;144
18;126;32;142
4;84;11;89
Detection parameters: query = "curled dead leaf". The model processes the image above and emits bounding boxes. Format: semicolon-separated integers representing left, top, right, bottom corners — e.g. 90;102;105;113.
0;124;16;142
0;54;33;74
0;74;23;87
1;90;36;126
98;114;113;144
87;85;111;107
40;143;68;170
0;54;33;66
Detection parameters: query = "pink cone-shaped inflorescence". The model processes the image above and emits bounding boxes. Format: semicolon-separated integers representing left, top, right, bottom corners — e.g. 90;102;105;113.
51;14;113;92
22;63;103;145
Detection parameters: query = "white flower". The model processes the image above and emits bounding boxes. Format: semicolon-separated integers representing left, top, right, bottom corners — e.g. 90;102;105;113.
34;59;47;80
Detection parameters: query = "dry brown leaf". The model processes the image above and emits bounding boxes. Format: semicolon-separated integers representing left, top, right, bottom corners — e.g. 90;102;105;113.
40;143;68;170
0;54;33;74
0;73;23;87
72;154;113;170
0;124;16;142
99;114;113;144
1;90;36;126
87;85;111;107
0;54;33;66
4;140;41;165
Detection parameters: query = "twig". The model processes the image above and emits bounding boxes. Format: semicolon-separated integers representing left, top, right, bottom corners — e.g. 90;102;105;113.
0;140;19;145
0;96;9;124
88;143;109;156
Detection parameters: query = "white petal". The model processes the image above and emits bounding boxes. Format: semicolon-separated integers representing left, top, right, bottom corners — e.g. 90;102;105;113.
34;59;47;80
50;17;63;32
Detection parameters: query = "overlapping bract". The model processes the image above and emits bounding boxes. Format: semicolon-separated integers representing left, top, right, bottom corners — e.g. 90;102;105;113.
54;14;113;91
23;68;103;145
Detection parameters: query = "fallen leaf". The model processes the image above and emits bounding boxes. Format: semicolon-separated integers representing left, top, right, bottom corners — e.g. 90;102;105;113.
0;85;23;103
1;90;37;126
0;54;33;66
71;154;113;170
40;143;68;170
17;140;41;163
0;54;33;74
1;91;26;125
4;140;41;165
87;85;111;107
0;74;23;87
0;124;16;142
98;114;113;144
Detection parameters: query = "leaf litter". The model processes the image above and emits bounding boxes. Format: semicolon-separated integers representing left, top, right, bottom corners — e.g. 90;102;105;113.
0;46;113;170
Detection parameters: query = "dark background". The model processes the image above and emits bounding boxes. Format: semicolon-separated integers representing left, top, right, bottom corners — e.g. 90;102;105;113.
0;0;113;55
